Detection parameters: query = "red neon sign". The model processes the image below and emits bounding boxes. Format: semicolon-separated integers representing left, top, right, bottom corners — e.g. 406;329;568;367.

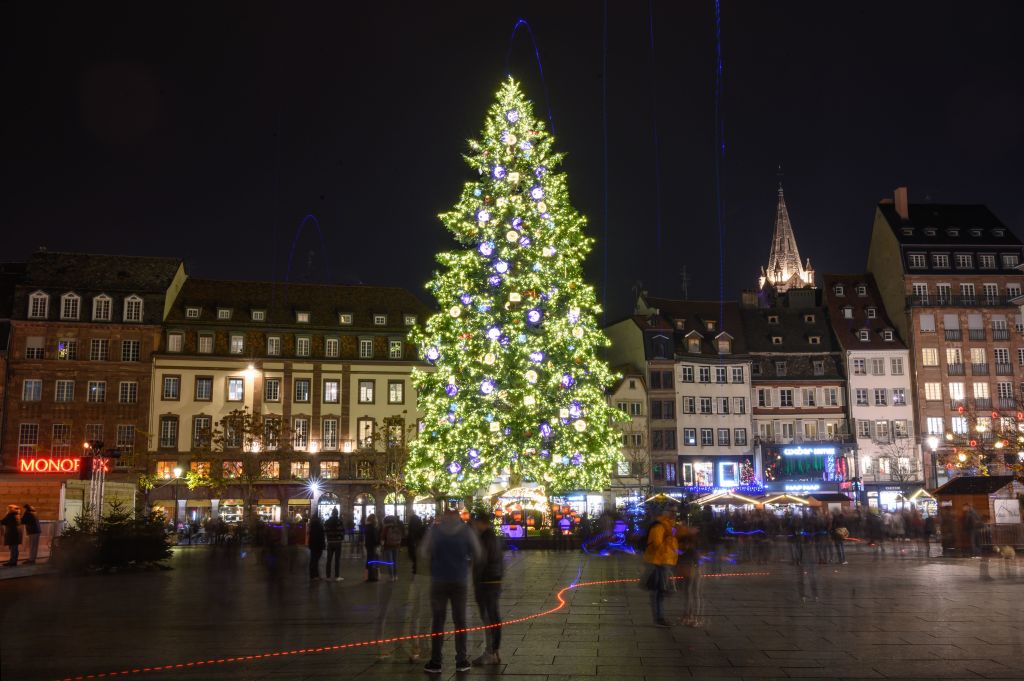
19;456;82;473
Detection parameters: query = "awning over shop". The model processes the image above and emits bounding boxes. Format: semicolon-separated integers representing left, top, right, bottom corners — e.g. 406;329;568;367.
760;493;810;506
257;499;280;505
696;491;760;507
807;493;852;505
645;492;682;503
219;499;244;506
288;498;311;505
907;489;934;503
184;500;212;507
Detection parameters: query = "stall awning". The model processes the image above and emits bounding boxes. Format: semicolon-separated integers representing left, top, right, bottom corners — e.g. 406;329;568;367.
185;499;212;507
807;493;852;504
645;492;682;503
288;498;311;505
257;499;280;505
696;491;760;507
760;493;810;506
907;489;935;502
219;499;244;506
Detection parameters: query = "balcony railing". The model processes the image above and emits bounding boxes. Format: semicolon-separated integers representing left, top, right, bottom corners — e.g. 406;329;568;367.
968;329;986;341
971;362;989;375
998;397;1017;410
907;295;1015;308
944;329;962;341
950;399;966;411
993;328;1010;340
974;397;993;410
946;363;965;376
996;363;1014;375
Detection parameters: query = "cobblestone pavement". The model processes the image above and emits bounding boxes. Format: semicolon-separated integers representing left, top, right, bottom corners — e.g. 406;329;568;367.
1;543;1023;681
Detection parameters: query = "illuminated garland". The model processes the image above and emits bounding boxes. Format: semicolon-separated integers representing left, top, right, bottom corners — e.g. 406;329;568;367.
407;78;625;497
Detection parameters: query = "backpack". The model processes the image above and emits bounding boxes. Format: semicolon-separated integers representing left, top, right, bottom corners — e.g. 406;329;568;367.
384;525;403;547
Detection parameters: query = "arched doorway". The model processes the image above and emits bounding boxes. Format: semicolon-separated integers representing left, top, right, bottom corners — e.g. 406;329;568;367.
353;493;375;526
317;491;341;521
384;492;406;522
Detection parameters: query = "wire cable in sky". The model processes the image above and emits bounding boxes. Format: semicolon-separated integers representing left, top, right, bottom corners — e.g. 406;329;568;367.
506;18;555;134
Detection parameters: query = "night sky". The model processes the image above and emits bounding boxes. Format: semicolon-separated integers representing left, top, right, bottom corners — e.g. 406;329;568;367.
3;2;1024;319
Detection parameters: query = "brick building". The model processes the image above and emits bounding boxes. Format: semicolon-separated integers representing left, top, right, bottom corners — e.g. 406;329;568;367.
867;187;1024;486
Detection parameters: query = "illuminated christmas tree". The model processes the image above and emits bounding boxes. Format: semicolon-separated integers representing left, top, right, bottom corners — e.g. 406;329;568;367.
408;78;623;498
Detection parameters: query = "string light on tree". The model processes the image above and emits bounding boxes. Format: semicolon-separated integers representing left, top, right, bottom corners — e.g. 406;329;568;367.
407;78;624;497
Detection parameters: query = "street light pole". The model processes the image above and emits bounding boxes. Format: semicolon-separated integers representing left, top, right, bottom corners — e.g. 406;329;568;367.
173;466;183;528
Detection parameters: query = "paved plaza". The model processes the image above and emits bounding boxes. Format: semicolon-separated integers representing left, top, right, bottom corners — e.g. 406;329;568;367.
2;544;1023;681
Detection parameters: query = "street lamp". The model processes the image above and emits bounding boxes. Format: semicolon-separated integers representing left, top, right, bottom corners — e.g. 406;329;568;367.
173;466;183;526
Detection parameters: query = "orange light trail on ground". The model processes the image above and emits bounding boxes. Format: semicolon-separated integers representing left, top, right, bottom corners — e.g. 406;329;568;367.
54;571;769;681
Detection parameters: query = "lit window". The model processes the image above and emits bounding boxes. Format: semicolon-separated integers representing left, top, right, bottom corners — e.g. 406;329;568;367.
404;314;417;326
339;313;353;325
198;334;213;354
373;314;387;326
251;309;265;321
293;419;310;451
389;339;403;359
296;311;310;323
267;336;281;356
167;333;183;353
388;380;404;404
325;338;339;358
323;379;340;403
227;378;244;402
57;339;77;360
359;339;373;358
230;335;244;354
358;380;375;404
217;308;233;320
296;337;311;357
185;307;201;318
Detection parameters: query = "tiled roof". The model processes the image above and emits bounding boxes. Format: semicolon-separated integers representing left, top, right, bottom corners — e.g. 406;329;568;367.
878;203;1021;246
166;278;432;332
822;274;907;351
740;306;838;353
641;297;749;355
20;251;182;291
933;475;1017;495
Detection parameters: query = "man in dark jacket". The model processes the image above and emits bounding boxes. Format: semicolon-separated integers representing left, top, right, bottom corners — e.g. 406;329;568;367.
421;509;482;674
323;509;345;581
471;512;504;665
22;505;41;564
2;505;21;566
407;514;425;574
308;513;326;580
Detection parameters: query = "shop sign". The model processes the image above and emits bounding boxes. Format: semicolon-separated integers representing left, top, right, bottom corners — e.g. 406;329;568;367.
19;456;82;474
784;483;822;492
782;446;837;457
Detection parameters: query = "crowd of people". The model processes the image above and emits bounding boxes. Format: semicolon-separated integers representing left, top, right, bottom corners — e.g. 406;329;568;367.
1;503;42;566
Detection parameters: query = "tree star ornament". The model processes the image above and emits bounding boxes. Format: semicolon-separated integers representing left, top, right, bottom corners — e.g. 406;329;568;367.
406;78;625;497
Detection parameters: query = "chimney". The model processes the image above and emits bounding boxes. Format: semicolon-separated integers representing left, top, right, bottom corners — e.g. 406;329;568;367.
894;186;909;221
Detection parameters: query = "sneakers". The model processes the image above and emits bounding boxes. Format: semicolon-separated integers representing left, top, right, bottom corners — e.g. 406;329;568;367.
455;660;472;672
473;651;500;665
423;661;442;674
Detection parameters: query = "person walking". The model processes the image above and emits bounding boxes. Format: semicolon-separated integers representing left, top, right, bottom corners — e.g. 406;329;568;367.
22;505;41;564
381;516;403;581
364;514;381;581
308;512;326;580
963;504;982;558
642;504;678;627
324;508;345;581
421;508;482;674
831;511;848;565
471;511;504;665
2;505;21;566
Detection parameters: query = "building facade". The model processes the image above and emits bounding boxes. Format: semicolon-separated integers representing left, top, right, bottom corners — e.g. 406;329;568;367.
867;187;1024;486
145;278;430;526
823;274;918;508
607;365;650;508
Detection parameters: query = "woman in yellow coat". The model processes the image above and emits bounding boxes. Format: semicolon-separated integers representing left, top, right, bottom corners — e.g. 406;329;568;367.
642;505;678;627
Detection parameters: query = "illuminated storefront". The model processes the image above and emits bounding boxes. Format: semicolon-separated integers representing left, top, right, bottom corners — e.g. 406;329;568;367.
762;443;855;494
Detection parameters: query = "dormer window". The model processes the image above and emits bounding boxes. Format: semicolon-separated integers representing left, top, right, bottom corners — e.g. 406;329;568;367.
775;361;787;376
123;295;143;322
60;293;80;320
842;306;853;319
803;313;815;323
296;311;310;323
185;307;201;319
946;228;960;237
771;336;783;345
404;314;417;326
217;308;233;320
924;228;937;237
858;329;870;342
339;313;353;326
993;228;1006;237
882;329;894;342
92;294;112;322
767;315;779;324
833;284;845;296
808;335;821;345
28;291;49;319
687;337;701;353
674;319;685;330
856;284;867;296
717;338;731;354
866;307;877;319
251;310;266;321
969;229;982;237
373;314;387;326
901;227;914;236
704;320;716;332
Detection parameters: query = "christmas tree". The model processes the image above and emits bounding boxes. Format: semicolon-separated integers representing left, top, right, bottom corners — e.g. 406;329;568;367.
408;78;623;499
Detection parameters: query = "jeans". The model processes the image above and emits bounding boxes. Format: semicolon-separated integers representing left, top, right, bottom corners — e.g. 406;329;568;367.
833;539;846;563
6;544;19;565
648;565;670;621
325;542;342;578
366;546;380;580
475;583;502;652
383;547;399;578
27;534;39;562
430;581;468;665
309;548;322;578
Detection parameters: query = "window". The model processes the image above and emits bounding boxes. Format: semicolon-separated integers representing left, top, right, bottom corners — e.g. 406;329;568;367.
1018;348;1024;366
757;388;772;407
161;375;180;400
295;336;311;357
683;428;696;446
18;423;40;456
874;420;889;441
82;380;105;404
717;397;730;414
229;335;244;354
55;380;74;402
295;311;310;324
714;366;727;384
824;387;839;406
294;378;311;402
320;460;340;480
926;416;944;435
865;307;877;320
813;360;825;376
699;397;712;414
892;388;906;406
28;292;48;319
686;337;701;353
924;382;942;401
873;388;887;406
93;295;112;321
983;283;1000;305
359;339;373;358
322;419;339;450
121;340;140;362
357;418;375;448
57;339;77;360
267;336;281;356
855;284;866;296
293;418;310;450
22;379;41;402
890;357;904;375
616;460;631;477
960;283;976;304
912;283;929;304
25;337;44;360
979;254;996;269
358;380;375;403
325;338;339;358
946;347;962;365
908;254;926;269
698;366;710;383
682;396;695;414
223;461;244;479
700;429;714;446
198;334;213;354
995;348;1010;365
84;424;103;447
808;335;821;345
932;254;949;269
264;378;280;402
802;388;816;406
731;366;744;383
956;254;973;269
192;416;211;450
290;460;310;480
1008;284;1022;299
855;420;872;439
403;314;417;326
185;377;209;403
974;382;990;399
227;378;244;402
88;339;109;361
123;295;143;322
165;332;183;353
921;348;938;366
155;460;179;479
357;460;373;479
374;314;387;326
389;339;403;359
893;420;909;438
630;402;644;416
186;306;201;319
772;336;784;345
159;416;179;449
935;283;951;303
768;314;780;324
833;284;845;296
869;358;885;375
339;313;353;325
680;366;694;382
858;329;870;342
248;309;264;322
734;429;748;446
260;461;280;479
779;389;794;407
119;381;138;403
717;429;730;446
60;293;80;320
775;361;787;376
323;379;339;403
852;358;866;375
1002;253;1020;268
217;308;233;320
998;381;1014;399
855;388;868;406
803;313;816;323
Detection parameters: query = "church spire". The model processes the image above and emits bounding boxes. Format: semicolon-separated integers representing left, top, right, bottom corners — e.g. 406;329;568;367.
758;182;815;293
